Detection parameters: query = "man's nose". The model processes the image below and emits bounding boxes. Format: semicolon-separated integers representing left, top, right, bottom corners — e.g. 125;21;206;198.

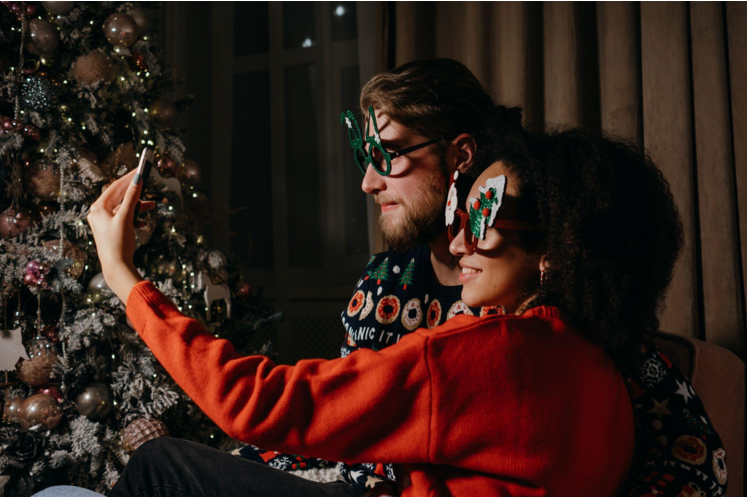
449;228;467;257
361;164;385;195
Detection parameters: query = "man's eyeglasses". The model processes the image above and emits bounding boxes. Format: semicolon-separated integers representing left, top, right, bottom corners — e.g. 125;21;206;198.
340;106;438;176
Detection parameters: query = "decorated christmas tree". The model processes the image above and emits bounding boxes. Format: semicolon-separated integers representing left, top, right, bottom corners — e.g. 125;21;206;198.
0;3;278;495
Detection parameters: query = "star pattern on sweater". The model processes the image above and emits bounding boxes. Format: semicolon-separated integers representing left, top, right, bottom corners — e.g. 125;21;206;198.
647;398;672;419
366;475;383;488
675;378;693;404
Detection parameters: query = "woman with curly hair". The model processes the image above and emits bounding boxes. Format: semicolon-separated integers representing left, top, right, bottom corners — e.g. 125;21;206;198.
455;126;684;361
59;126;683;497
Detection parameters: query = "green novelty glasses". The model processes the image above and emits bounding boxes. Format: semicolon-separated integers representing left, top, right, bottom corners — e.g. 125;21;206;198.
340;106;438;176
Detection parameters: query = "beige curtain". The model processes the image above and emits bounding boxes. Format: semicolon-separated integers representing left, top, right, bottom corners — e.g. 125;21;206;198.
389;1;746;358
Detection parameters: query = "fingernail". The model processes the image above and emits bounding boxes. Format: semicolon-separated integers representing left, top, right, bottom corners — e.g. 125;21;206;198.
132;173;141;185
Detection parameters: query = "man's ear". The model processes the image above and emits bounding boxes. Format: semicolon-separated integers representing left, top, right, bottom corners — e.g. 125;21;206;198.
445;133;477;174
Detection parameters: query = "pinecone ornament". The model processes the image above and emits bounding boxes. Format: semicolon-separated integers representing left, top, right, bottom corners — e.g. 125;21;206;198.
123;418;170;452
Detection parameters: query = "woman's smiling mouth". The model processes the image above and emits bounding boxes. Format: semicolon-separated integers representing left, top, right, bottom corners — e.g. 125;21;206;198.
459;264;482;283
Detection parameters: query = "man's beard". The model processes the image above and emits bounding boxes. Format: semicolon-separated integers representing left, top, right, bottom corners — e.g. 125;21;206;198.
377;167;448;251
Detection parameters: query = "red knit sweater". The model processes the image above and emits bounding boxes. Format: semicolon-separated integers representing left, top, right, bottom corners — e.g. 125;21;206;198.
126;281;634;496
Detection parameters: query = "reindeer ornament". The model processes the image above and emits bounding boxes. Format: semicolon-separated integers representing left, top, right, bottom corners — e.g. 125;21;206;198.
196;271;232;322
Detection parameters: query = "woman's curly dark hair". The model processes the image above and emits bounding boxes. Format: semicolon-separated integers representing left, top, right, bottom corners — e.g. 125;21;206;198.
471;124;684;362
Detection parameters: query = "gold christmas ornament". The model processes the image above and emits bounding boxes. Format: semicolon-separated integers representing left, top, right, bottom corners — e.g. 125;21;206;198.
87;273;111;304
27;18;59;56
3;396;24;423
103;13;139;48
42;1;75;15
181;160;201;184
43;239;86;279
126;7;149;38
123;418;170;452
75;383;113;421
149;99;178;128
72;52;115;85
151;255;185;283
19;393;63;431
0;206;37;239
24;160;60;201
16;337;58;386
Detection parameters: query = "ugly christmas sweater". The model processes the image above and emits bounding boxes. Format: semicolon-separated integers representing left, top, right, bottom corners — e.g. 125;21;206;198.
126;280;635;497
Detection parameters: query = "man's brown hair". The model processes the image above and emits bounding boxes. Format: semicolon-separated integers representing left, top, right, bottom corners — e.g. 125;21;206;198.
360;59;520;154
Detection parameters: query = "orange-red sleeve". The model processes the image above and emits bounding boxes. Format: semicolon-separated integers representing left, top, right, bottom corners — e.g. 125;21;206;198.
125;281;432;464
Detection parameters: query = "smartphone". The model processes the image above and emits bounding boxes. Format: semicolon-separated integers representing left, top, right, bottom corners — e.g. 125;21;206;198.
133;147;155;225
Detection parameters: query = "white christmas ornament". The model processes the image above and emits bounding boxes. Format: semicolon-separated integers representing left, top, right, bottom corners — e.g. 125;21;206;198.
197;272;232;322
0;328;29;371
151;167;183;208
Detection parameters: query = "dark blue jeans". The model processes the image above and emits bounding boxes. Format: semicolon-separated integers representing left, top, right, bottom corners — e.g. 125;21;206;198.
107;437;364;497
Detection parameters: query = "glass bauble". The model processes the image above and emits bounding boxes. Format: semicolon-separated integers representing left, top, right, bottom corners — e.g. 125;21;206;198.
75;383;113;421
103;13;139;48
19;393;62;431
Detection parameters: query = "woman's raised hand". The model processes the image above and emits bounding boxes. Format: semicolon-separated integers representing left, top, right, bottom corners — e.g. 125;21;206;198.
86;168;155;303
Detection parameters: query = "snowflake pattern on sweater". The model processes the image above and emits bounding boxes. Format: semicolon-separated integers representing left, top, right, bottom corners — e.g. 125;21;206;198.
233;244;727;497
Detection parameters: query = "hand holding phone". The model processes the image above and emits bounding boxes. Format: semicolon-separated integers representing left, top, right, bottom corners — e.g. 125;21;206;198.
133;147;155;225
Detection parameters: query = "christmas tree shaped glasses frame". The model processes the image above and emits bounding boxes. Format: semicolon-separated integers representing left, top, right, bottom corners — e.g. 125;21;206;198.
446;172;540;255
340;106;437;176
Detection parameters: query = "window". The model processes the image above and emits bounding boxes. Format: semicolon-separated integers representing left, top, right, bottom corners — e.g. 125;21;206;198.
208;2;370;362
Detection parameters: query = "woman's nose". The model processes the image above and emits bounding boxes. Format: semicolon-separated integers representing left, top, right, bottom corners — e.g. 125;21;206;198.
361;164;386;195
449;228;468;257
